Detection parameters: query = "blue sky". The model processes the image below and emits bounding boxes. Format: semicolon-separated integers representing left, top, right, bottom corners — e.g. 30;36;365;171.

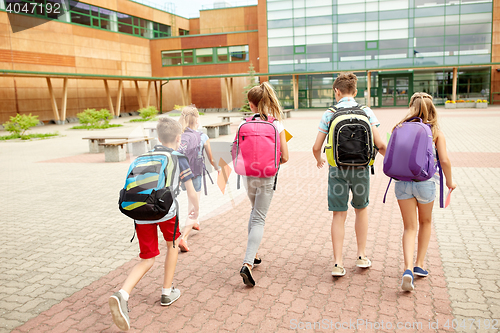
147;0;257;19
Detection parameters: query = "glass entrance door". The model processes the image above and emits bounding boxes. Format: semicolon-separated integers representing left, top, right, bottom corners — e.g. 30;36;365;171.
378;74;413;107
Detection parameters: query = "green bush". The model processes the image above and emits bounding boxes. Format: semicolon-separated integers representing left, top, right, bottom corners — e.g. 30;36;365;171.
139;106;159;120
77;108;113;128
3;113;40;136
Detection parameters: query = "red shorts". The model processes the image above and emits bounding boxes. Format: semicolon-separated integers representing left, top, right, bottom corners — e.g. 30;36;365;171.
136;216;180;259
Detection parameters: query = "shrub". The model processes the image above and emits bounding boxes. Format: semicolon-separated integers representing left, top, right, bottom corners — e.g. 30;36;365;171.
173;105;185;111
456;99;465;103
3;113;39;136
138;106;159;120
445;100;455;104
77;108;113;128
476;99;488;103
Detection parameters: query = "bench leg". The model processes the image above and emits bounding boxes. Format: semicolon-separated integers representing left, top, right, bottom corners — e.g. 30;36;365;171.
219;125;230;136
206;127;219;139
89;139;105;153
130;141;148;156
104;145;126;162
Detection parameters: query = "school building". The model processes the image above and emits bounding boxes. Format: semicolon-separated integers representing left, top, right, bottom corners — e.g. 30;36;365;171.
0;0;498;123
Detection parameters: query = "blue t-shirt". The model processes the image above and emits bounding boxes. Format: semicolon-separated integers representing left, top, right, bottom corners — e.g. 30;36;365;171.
318;97;380;134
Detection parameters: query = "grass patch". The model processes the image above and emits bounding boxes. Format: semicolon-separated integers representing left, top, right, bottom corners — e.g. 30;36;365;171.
71;124;123;130
0;132;59;141
129;117;159;123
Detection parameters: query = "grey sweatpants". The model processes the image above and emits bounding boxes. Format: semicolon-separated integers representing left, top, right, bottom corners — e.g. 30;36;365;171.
243;176;275;267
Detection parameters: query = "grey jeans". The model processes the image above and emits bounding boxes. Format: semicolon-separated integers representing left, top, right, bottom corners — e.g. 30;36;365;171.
243;176;275;267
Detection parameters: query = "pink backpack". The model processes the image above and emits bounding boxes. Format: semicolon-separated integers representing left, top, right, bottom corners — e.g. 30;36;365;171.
231;114;281;184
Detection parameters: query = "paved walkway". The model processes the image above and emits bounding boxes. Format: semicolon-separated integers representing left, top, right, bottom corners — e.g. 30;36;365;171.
0;108;499;332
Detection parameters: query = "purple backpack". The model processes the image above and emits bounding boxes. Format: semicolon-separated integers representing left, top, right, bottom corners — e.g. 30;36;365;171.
383;117;444;207
178;128;204;177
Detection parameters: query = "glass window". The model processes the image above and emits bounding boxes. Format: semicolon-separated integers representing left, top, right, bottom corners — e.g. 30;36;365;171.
338;41;365;52
118;23;133;34
305;15;332;25
416;36;445;47
269;46;294;56
295;45;305;54
47;0;66;19
268;28;294;38
337;13;365;23
71;12;91;26
305;6;332;17
179;28;189;36
460;3;492;14
460;34;490;45
162;51;182;66
196;48;214;63
117;13;133;25
217;48;228;62
183;50;194;64
229;45;249;61
415;6;445;17
294;17;306;27
415;26;444;37
460;23;491;35
90;5;99;18
99;8;111;20
415;16;444;27
446;25;459;35
379;10;408;20
100;19;110;30
366;41;378;50
307;44;332;53
268;19;293;28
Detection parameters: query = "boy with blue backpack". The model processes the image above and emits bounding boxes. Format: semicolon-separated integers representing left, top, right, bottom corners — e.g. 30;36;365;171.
312;72;386;277
109;117;199;331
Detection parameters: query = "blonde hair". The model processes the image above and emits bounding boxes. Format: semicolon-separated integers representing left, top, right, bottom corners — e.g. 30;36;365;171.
248;82;283;121
333;72;358;96
394;92;439;141
179;105;199;132
157;116;182;144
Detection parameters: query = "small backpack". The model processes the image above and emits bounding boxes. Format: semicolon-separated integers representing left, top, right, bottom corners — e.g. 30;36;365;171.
231;114;281;188
177;128;213;195
118;146;182;242
324;104;377;172
382;117;444;207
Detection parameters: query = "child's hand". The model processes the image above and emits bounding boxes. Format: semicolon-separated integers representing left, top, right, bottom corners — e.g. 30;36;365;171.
317;158;326;169
446;181;457;191
189;208;199;220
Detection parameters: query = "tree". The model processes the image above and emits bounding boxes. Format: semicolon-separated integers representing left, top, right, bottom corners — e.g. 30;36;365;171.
240;62;259;112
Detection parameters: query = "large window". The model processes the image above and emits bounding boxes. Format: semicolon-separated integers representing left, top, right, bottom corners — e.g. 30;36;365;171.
161;45;249;66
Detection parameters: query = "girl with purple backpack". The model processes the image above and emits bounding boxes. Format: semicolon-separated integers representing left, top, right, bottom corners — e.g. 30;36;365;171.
177;106;218;252
391;92;457;291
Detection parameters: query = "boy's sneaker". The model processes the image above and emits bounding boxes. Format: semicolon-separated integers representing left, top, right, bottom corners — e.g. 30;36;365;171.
355;256;372;268
331;264;346;277
109;292;130;331
161;286;181;306
401;269;415;291
413;266;428;277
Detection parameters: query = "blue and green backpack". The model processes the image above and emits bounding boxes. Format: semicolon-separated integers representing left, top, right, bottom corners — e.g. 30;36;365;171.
119;145;181;222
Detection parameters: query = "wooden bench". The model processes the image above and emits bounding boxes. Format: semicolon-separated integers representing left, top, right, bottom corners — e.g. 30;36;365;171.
203;122;232;139
83;136;149;154
98;137;154;162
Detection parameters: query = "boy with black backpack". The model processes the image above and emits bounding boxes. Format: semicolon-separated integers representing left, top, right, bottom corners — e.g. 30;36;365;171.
109;117;199;331
312;72;386;277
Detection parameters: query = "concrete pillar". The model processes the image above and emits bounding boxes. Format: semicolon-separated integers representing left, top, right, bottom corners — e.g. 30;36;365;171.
89;139;105;153
104;145;126;162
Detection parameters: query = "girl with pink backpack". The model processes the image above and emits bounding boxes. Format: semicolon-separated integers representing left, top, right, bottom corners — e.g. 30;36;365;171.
388;93;457;291
234;82;289;287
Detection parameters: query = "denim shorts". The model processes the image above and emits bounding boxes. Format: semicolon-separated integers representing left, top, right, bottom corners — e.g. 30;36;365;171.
181;175;202;192
394;180;436;204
